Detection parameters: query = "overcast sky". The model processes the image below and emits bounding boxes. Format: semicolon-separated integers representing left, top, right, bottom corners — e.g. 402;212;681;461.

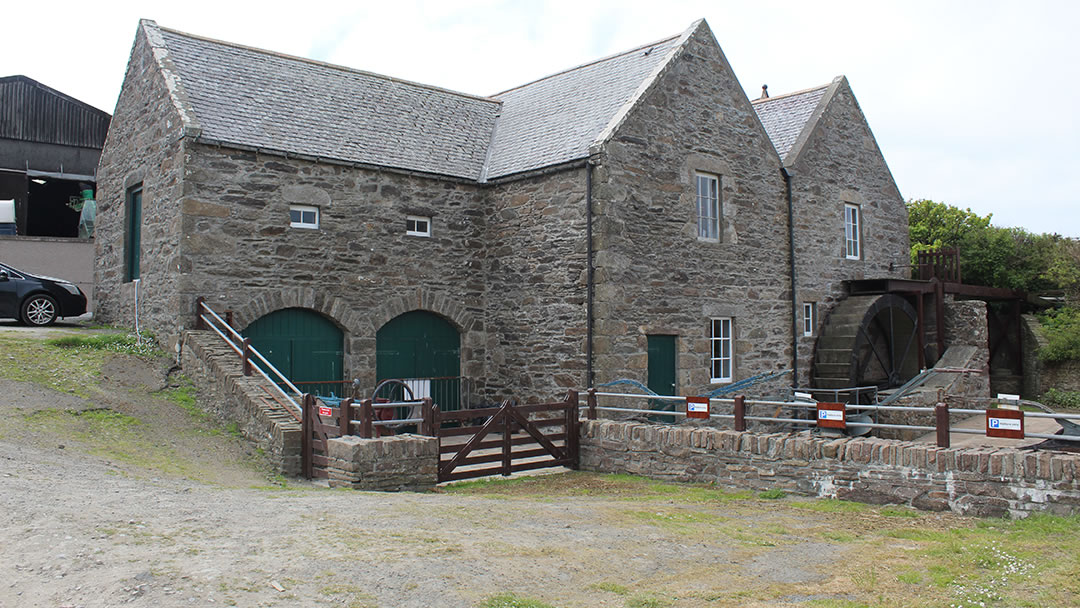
4;0;1076;236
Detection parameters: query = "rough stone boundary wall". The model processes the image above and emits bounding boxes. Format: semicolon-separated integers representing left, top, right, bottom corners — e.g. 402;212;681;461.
325;434;438;491
580;420;1080;517
179;331;302;476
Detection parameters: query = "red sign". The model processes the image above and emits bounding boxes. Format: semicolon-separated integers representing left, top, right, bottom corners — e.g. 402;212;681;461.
986;408;1024;439
318;406;332;418
686;396;710;419
817;402;846;429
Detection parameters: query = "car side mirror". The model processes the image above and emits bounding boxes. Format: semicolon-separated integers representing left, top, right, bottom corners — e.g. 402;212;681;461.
0;271;8;282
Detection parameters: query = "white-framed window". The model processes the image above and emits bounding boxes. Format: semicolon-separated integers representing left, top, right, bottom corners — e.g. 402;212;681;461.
696;173;720;241
844;203;860;259
289;204;319;229
406;215;431;237
709;317;733;383
803;302;816;336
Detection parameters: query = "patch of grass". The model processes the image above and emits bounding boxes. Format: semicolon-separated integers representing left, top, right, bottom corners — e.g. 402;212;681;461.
0;335;107;397
880;506;921;518
819;530;857;542
625;594;672;608
805;601;873;608
788;499;869;514
443;471;752;503
896;569;922;584
46;332;161;357
480;593;556;608
627;508;727;534
758;488;786;499
590;582;629;595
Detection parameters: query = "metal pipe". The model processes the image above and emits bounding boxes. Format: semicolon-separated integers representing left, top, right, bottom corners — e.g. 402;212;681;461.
782;167;799;387
586;162;595;389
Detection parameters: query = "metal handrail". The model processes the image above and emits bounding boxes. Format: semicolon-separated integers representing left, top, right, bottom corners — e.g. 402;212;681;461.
584;389;1080;444
197;300;302;418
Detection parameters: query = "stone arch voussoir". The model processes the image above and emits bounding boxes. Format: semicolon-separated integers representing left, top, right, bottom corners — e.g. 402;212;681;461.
233;291;350;333
369;287;474;334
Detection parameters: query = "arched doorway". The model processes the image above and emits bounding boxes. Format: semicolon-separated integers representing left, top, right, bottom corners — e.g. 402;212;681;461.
242;308;344;397
376;310;461;409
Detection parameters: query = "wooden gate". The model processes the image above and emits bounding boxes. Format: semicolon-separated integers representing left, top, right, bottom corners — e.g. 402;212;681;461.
301;394;349;479
435;391;579;483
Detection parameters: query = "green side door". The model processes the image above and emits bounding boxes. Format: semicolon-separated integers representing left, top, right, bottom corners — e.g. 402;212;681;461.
647;334;677;421
242;308;344;397
376;311;460;409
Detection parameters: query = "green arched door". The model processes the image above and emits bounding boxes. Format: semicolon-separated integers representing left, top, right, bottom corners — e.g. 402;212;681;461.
242;308;344;397
376;311;460;409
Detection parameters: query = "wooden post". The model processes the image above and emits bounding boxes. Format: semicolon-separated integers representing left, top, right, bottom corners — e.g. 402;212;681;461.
241;337;252;376
916;291;926;370
225;310;234;328
421;397;434;436
734;395;746;432
934;279;946;360
301;394;313;479
501;400;512;476
587;388;597;420
566;390;580;469
339;398;353;437
360;399;374;439
935;402;950;448
194;297;207;330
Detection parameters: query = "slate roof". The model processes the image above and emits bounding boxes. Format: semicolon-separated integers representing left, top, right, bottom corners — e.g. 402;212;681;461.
146;20;693;182
752;85;828;162
154;25;500;181
486;35;681;179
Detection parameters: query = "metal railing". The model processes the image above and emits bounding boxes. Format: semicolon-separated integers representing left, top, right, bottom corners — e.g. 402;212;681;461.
195;298;303;420
582;389;1080;448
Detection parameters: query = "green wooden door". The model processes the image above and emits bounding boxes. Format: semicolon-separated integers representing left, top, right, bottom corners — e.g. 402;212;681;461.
242;308;344;397
376;311;460;409
647;335;677;421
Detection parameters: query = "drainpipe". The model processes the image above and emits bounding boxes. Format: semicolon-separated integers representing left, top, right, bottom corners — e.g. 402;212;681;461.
586;162;595;389
783;167;799;388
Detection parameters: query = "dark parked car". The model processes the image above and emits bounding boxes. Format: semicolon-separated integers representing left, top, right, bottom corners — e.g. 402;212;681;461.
0;263;87;325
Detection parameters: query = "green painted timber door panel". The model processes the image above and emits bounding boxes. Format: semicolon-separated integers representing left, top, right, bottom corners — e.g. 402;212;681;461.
647;335;677;396
242;308;343;396
647;334;677;422
376;311;460;409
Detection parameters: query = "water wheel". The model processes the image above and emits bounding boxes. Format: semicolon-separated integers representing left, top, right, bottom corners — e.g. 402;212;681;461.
812;294;920;390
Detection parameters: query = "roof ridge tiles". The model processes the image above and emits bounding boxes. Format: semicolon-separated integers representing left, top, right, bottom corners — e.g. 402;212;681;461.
155;24;501;106
751;80;834;105
489;32;682;98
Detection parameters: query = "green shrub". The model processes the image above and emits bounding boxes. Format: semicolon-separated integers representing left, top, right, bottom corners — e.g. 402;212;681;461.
1041;388;1080;409
1038;307;1080;363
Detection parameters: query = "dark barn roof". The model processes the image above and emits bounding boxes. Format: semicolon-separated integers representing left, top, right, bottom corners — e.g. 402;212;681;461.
0;76;111;149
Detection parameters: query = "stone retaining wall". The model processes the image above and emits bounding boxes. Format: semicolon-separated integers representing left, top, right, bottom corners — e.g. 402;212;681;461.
580;419;1080;517
324;434;438;491
180;330;302;475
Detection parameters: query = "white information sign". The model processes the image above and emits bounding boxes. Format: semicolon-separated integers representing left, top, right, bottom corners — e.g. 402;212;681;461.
988;417;1022;431
818;409;844;422
687;400;708;414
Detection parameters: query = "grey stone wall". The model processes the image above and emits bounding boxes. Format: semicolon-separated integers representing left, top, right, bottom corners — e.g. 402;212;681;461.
590;26;791;398
790;79;910;387
581;419;1080;517
94;25;187;343
180;331;302;475
484;168;590;400
325;434;438;491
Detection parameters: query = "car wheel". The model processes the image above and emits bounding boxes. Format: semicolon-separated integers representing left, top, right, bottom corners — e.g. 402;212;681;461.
21;294;58;326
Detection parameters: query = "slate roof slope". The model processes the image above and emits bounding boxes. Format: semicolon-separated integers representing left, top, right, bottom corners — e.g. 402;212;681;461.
152;23;500;180
752;84;828;162
485;34;682;180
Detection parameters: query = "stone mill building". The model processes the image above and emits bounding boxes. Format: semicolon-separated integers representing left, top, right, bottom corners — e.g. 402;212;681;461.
94;18;909;404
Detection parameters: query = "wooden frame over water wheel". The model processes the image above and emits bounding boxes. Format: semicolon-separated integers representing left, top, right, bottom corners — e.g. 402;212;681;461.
813;294;921;390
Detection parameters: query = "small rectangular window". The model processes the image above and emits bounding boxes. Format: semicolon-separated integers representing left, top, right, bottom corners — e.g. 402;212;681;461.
124;184;142;282
406;215;431;237
710;317;733;383
803;302;816;336
696;173;720;241
844;203;860;259
289;205;319;229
